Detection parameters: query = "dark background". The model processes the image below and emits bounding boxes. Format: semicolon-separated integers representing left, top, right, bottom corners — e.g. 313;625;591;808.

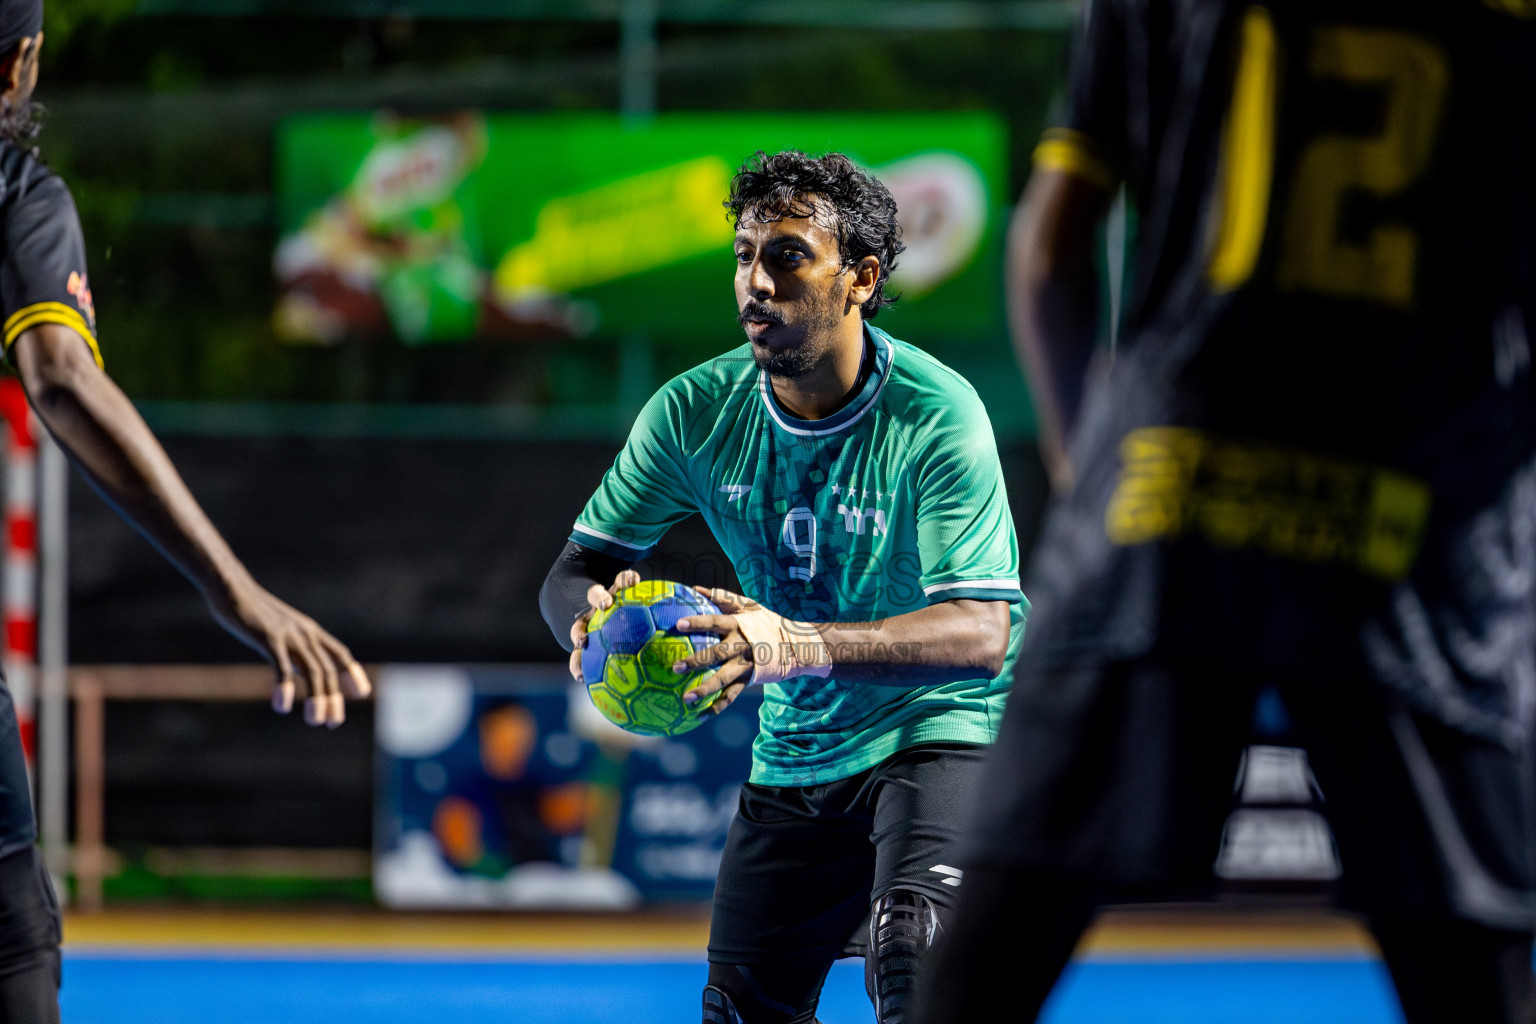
69;433;1050;665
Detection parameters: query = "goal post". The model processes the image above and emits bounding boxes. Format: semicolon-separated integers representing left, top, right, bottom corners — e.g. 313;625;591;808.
0;376;71;884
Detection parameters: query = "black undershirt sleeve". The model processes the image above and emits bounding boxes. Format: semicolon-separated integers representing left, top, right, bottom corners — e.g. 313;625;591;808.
539;541;636;652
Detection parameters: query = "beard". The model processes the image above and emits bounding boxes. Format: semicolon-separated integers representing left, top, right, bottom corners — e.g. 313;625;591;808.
754;338;824;379
0;95;42;150
740;291;845;380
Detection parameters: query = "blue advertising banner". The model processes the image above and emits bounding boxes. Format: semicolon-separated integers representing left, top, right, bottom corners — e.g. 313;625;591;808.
374;664;761;907
375;667;1340;909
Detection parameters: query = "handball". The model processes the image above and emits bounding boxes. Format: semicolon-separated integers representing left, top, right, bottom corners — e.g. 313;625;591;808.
581;581;722;737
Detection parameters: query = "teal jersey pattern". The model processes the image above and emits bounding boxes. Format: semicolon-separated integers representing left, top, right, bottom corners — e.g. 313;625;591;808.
572;324;1026;786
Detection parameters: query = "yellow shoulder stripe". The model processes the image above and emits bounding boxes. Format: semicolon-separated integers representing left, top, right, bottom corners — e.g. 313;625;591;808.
3;301;103;369
1032;128;1120;192
1208;6;1278;292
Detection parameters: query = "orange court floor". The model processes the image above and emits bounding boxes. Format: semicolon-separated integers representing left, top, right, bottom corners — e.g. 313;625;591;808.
60;906;1379;959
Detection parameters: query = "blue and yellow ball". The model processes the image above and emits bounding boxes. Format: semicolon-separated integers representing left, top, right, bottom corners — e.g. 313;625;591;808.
580;581;722;737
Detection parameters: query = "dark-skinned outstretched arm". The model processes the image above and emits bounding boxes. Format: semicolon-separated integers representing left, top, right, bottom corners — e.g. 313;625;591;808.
11;322;368;727
1008;166;1116;493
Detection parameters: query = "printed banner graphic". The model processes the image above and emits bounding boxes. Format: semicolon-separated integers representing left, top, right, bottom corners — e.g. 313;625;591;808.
275;112;1005;351
374;664;761;908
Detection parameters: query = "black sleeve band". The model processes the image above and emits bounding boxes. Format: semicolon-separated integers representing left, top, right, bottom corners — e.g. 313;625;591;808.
539;541;636;651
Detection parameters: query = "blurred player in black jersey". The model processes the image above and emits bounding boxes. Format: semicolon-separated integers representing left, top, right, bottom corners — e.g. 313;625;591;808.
913;1;1536;1022
0;3;370;1020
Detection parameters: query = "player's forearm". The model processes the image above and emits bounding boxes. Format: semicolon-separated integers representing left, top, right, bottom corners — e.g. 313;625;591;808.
540;541;634;650
1008;169;1111;491
812;599;1010;685
13;324;256;606
1014;267;1097;469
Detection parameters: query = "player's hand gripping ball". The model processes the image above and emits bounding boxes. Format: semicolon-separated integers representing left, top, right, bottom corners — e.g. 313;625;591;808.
581;581;723;736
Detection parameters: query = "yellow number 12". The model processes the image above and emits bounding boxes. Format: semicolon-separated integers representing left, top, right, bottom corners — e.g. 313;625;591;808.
1210;12;1450;308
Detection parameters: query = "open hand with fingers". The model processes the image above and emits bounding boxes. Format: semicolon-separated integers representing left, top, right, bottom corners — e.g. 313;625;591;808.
567;568;644;683
211;580;371;729
9;321;372;731
672;586;833;714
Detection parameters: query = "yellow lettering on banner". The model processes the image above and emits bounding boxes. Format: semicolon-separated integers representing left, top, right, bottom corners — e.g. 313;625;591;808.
493;156;735;300
1105;427;1431;581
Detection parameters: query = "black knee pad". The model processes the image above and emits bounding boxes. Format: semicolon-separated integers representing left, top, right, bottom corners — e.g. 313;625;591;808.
704;964;823;1024
0;845;60;984
866;888;941;1024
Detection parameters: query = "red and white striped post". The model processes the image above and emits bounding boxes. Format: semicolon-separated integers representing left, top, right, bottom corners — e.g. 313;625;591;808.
0;377;37;766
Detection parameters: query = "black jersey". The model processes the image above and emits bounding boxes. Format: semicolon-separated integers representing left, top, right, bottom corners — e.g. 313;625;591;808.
0;140;98;856
0;139;99;367
1022;0;1536;745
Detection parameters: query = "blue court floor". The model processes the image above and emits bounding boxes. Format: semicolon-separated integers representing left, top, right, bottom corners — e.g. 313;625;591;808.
58;954;1408;1024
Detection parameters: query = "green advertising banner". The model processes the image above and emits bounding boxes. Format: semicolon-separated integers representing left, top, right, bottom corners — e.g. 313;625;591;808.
275;112;1033;435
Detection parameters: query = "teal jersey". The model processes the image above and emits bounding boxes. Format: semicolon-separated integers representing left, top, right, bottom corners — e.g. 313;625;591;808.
572;324;1026;786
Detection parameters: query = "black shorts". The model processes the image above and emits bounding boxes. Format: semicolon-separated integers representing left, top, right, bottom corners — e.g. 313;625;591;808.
709;743;985;966
960;659;1536;930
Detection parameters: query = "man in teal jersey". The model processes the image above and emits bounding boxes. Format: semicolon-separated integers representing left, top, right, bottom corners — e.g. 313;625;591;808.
540;151;1024;1024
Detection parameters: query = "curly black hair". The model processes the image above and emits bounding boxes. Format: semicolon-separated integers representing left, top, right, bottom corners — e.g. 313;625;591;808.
725;150;904;320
